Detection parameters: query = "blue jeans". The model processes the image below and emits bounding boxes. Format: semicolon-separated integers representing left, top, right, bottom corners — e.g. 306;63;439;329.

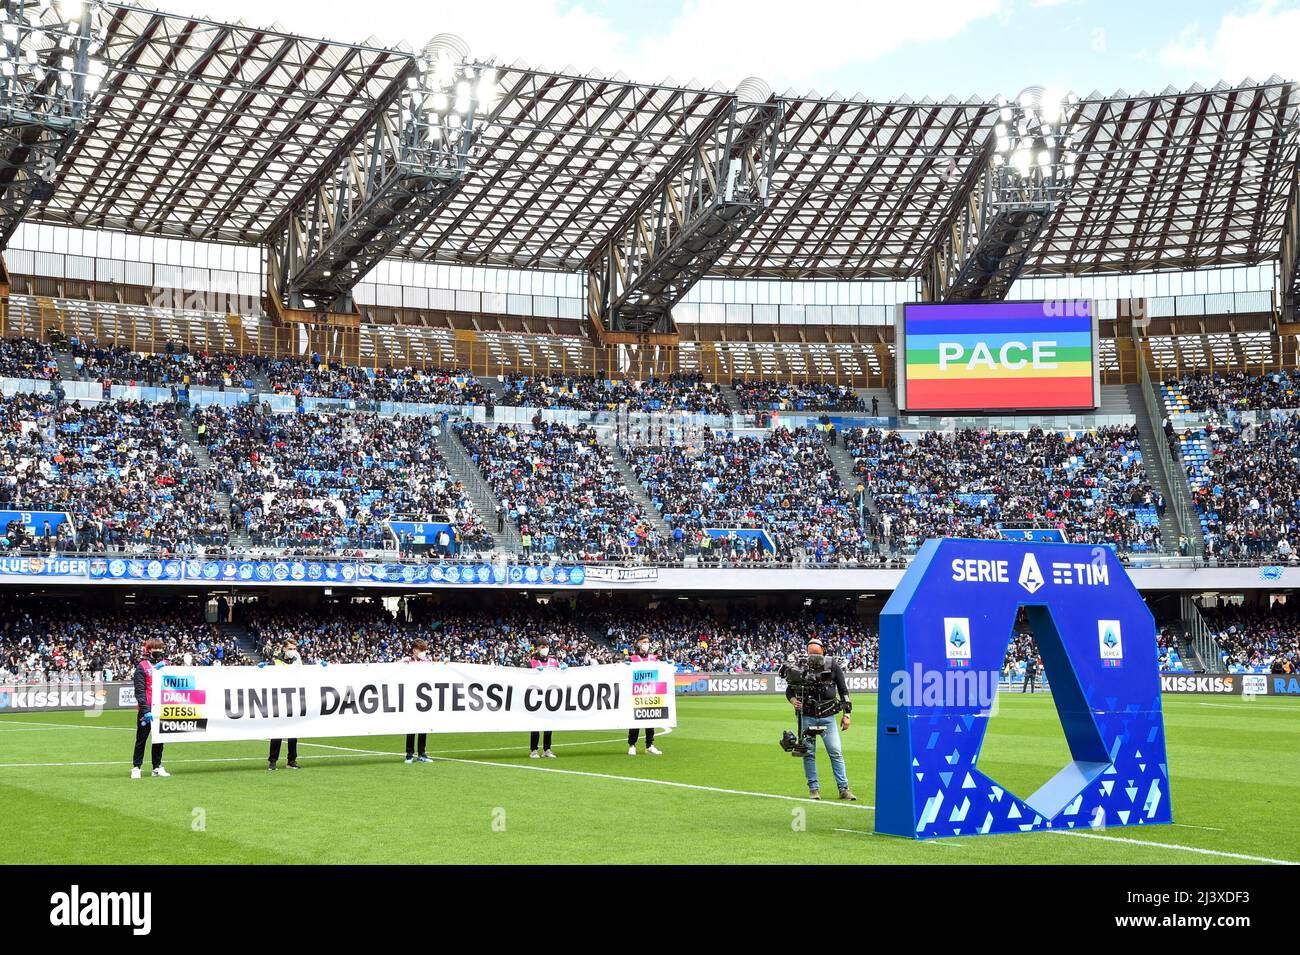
800;714;848;792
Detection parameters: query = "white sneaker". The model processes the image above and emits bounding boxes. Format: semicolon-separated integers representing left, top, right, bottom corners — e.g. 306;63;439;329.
628;746;637;756
151;767;170;778
529;750;540;759
543;749;557;759
647;745;662;755
130;767;141;780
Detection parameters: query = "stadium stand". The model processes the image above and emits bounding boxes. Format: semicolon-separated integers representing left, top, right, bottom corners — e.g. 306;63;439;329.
456;421;666;561
624;427;874;564
1163;370;1300;415
845;425;1163;554
0;602;238;684
1180;418;1300;560
0;598;884;678
259;604;618;667
196;405;492;554
732;379;866;412
67;340;264;390
497;373;729;414
0;394;228;552
7;334;1300;571
0;337;58;381
1200;603;1300;673
596;606;878;671
261;357;493;406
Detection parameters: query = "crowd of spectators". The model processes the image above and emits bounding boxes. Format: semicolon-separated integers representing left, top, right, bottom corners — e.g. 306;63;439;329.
847;425;1163;553
0;337;58;381
197;404;492;554
250;602;613;666
263;356;493;406
0;394;227;553
1183;417;1300;561
1172;370;1300;413
625;427;874;564
458;421;665;561
732;379;866;413
12;596;1283;686
1200;603;1300;673
595;606;877;671
498;373;730;415
68;340;264;390
0;604;238;684
253;601;882;672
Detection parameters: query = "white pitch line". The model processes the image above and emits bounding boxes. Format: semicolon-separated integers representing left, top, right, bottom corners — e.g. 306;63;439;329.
1191;702;1300;712
303;741;876;811
0;717;133;731
1051;829;1298;865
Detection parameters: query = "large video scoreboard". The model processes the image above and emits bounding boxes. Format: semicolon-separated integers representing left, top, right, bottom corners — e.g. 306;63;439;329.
895;300;1100;413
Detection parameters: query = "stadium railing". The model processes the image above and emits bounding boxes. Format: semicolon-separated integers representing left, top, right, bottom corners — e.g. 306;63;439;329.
1133;327;1203;554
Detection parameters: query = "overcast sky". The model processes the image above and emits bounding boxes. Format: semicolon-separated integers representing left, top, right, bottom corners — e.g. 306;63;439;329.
167;0;1298;100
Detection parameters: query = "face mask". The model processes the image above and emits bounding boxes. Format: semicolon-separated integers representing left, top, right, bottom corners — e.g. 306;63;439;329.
538;649;548;658
149;650;164;662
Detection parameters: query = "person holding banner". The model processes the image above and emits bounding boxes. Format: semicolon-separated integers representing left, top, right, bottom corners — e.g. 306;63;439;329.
267;641;303;771
528;638;559;759
130;638;170;779
404;639;433;764
627;635;663;756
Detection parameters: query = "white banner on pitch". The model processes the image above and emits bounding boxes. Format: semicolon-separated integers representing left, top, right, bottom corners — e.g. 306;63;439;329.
150;661;676;743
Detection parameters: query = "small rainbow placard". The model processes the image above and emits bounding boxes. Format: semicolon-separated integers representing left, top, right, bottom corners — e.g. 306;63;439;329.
157;672;209;733
899;300;1097;412
631;668;670;721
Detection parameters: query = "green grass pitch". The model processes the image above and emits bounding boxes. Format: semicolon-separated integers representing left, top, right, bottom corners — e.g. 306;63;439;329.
1;694;1296;865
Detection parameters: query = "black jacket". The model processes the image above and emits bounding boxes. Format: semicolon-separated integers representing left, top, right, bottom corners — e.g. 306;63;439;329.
133;659;158;716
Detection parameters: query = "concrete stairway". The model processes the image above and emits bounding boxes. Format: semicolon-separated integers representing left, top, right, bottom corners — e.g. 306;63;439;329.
826;441;863;496
479;375;508;404
180;411;251;549
718;383;744;414
609;440;673;537
54;349;80;382
435;425;518;553
1127;382;1194;554
218;623;261;663
1098;383;1135;416
856;387;897;418
827;440;888;552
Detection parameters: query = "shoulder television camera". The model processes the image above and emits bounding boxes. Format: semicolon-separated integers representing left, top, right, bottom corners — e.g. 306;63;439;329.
778;652;833;690
777;653;847;758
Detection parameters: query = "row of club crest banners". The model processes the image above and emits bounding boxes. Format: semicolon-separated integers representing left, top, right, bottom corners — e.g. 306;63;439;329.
0;555;587;587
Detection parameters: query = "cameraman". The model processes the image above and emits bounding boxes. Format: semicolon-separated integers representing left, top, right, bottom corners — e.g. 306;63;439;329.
786;638;855;801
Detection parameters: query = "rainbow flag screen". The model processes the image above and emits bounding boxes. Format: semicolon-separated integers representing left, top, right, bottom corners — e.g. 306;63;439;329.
897;300;1098;412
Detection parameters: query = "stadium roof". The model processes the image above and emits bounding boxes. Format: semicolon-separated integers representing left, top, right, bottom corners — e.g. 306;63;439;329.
27;3;1300;282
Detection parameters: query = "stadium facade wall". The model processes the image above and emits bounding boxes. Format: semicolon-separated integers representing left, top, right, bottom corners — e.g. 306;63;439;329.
1;558;1298;593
